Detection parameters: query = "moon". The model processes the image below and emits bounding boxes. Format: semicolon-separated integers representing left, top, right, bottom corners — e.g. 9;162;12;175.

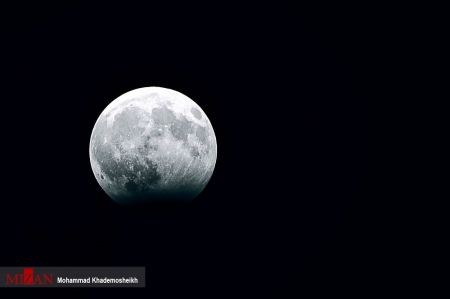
89;87;217;204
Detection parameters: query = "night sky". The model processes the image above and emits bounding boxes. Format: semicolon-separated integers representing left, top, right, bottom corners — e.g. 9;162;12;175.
0;2;373;297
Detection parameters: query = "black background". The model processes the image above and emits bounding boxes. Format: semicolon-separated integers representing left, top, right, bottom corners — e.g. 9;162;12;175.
0;2;373;298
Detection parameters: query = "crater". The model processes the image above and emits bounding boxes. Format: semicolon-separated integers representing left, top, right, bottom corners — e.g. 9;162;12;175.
190;146;201;158
94;148;161;188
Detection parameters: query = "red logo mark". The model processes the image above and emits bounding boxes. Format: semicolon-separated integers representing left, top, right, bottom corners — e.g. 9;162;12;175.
6;268;53;286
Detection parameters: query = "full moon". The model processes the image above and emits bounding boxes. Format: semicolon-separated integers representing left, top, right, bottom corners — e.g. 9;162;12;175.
89;87;217;204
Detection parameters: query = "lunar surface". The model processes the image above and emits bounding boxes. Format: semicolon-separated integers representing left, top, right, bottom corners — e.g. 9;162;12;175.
89;87;217;204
